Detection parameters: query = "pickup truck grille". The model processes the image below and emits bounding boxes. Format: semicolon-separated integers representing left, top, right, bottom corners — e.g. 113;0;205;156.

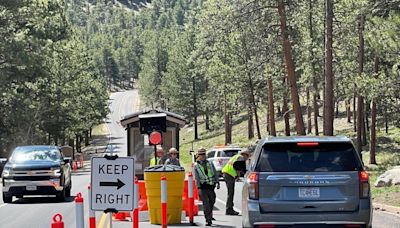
13;167;52;171
12;176;52;181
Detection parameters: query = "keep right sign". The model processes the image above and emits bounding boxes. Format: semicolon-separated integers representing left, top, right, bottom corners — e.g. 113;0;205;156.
90;156;135;212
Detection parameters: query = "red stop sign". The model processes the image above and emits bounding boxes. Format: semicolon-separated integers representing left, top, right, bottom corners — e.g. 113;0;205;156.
149;131;162;145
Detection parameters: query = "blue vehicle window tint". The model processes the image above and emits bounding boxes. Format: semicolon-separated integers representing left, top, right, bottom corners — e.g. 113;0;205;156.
207;151;215;158
256;143;362;172
220;150;239;157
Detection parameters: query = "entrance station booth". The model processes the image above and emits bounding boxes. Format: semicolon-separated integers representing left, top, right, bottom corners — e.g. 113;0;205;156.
120;109;186;179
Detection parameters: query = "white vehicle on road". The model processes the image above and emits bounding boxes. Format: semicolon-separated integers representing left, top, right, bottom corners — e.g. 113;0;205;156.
206;145;242;177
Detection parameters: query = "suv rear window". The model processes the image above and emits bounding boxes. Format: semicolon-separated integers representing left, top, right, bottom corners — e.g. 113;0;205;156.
256;142;362;172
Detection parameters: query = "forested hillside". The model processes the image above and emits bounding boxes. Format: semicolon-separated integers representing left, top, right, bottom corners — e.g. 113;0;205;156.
133;0;399;165
0;0;109;155
1;0;399;163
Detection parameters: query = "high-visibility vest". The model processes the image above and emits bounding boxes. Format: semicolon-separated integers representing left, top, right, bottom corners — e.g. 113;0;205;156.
150;157;156;166
222;154;241;178
195;162;215;185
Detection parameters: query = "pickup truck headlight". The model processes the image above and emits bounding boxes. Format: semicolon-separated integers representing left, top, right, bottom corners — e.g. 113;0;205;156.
2;167;11;177
51;167;61;176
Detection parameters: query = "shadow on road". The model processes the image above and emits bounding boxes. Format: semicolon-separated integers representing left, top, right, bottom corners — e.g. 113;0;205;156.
12;196;75;204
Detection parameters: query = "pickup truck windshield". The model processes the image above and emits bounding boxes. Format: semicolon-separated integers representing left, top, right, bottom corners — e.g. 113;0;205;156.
10;149;60;162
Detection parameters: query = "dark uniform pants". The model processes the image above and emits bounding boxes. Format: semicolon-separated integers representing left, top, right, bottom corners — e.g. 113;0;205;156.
199;188;216;223
223;173;236;212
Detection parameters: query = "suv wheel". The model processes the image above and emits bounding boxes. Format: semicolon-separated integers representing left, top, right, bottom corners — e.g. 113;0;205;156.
2;193;12;203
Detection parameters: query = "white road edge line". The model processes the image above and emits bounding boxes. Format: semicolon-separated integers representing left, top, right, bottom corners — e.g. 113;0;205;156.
215;197;242;214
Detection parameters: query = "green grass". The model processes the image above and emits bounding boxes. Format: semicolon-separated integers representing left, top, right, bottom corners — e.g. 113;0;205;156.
92;123;108;136
178;109;400;206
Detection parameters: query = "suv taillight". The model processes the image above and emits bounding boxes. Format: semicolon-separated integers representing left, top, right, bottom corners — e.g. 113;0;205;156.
247;172;259;200
359;171;370;198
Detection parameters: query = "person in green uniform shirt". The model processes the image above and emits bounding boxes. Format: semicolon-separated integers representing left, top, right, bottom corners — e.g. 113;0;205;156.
221;148;250;215
193;148;220;226
149;146;165;166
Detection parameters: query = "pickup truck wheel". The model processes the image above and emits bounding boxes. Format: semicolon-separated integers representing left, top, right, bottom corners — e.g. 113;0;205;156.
56;188;66;202
3;193;12;203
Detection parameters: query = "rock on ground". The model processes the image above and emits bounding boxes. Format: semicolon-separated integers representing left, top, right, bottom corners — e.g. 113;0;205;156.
375;167;400;187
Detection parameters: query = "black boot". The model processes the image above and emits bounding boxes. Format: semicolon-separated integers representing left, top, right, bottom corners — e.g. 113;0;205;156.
226;209;239;215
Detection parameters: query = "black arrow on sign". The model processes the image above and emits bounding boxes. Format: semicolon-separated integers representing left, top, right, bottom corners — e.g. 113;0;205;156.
100;179;125;190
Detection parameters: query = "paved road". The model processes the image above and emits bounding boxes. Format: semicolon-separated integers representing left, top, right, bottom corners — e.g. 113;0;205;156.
1;89;400;227
106;90;140;156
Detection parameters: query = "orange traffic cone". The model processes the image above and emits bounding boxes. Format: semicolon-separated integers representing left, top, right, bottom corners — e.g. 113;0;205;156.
72;161;77;171
113;212;131;221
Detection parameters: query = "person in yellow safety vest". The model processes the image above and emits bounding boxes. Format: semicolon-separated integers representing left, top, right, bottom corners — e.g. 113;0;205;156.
150;146;165;166
193;147;220;226
221;148;250;215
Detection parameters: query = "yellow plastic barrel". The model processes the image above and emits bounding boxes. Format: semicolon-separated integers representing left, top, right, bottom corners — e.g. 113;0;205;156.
144;165;185;224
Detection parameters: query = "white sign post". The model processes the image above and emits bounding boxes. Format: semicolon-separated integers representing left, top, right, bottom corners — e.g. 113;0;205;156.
91;155;135;212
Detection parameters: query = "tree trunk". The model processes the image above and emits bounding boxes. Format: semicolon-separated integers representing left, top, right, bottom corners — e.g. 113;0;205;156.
385;110;389;134
363;99;370;146
306;87;312;134
278;0;306;135
85;130;89;146
346;99;351;123
283;100;290;136
357;14;366;152
369;56;379;164
224;95;232;145
335;100;339;118
313;93;319;135
247;72;261;140
282;76;291;136
193;76;198;140
365;99;370;133
277;106;282;117
266;111;270;135
323;0;334;136
309;0;319;136
205;108;210;131
370;99;377;164
89;127;92;138
69;138;75;160
362;101;367;146
357;96;364;154
75;134;80;155
268;79;277;136
248;105;254;139
353;92;357;132
47;133;51;145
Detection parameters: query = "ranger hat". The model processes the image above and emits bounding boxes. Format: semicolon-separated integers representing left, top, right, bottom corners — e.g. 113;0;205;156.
240;148;250;157
196;147;206;155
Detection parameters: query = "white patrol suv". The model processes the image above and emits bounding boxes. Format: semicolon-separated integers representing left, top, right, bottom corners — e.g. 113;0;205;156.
206;145;242;177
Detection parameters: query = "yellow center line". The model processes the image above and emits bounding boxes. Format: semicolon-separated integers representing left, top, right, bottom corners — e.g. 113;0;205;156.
97;213;108;228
